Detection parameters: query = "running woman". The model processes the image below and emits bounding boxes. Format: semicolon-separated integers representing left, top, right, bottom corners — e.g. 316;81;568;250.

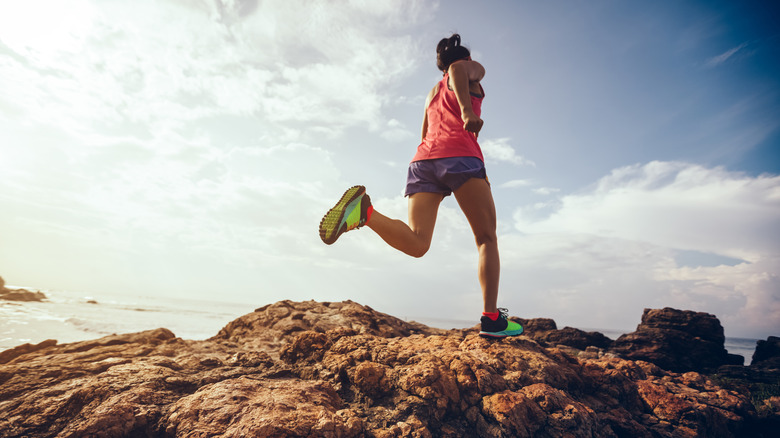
318;34;523;339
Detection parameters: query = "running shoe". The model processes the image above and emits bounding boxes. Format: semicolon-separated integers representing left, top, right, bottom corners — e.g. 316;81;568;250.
319;185;373;245
479;308;524;338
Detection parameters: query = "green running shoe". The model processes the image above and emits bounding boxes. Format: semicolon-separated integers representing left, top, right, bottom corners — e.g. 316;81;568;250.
479;308;524;338
319;185;373;245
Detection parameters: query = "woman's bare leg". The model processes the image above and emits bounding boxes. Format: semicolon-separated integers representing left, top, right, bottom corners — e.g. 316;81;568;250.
367;192;444;258
453;178;500;314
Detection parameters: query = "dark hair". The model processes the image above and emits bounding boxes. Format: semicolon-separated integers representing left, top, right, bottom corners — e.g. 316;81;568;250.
436;34;470;72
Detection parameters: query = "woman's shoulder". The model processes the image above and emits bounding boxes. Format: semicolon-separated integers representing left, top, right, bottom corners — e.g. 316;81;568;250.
447;60;485;82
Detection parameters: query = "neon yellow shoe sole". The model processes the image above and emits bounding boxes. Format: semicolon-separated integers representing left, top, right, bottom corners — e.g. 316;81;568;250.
319;185;367;245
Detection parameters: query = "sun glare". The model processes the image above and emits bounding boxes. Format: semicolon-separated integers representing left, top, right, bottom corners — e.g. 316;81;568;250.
0;1;95;56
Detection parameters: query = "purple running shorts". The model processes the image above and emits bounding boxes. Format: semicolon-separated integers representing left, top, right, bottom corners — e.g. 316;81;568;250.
405;156;487;197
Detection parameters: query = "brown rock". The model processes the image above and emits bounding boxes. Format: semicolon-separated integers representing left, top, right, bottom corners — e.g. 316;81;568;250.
0;300;768;437
0;287;47;302
610;307;742;373
163;377;363;437
515;318;613;351
0;339;57;364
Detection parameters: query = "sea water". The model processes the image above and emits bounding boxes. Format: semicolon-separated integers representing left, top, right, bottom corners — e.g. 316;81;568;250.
1;289;760;363
0;287;257;351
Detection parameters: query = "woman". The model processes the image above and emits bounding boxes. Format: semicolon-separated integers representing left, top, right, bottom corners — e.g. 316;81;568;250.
318;34;523;338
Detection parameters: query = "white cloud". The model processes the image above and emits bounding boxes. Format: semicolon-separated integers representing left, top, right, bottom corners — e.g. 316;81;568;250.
0;0;438;298
481;137;535;166
705;42;748;68
532;187;560;195
517;161;780;257
503;161;780;337
498;179;533;189
380;118;415;142
0;0;431;148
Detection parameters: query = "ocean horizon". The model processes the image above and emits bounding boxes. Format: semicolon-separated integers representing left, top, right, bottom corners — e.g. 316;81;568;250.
0;287;761;363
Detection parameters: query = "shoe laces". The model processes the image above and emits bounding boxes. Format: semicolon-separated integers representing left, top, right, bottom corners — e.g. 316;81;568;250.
497;308;509;320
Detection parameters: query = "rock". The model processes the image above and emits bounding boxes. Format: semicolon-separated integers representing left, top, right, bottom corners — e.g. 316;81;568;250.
0;339;57;364
609;307;742;373
211;300;449;359
515;317;558;333
538;326;613;351
515;318;613;351
0;300;770;437
0;276;47;302
0;287;47;302
164;377;363;437
752;336;780;368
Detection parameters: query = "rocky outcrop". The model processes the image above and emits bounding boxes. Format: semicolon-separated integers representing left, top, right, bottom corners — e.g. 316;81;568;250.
0;287;46;302
0;300;772;437
609;307;744;373
0;276;46;302
752;336;780;368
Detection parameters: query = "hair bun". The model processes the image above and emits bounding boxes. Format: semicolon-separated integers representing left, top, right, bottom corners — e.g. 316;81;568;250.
435;33;470;72
437;33;462;54
448;34;461;49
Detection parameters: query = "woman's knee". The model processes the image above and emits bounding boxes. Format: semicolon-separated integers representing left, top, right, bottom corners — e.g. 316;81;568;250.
409;240;431;258
473;230;497;247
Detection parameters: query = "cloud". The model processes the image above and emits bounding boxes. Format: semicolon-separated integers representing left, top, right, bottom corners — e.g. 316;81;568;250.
532;187;560;196
380;118;415;142
503;161;780;337
516;161;780;257
0;0;437;293
498;179;533;189
705;42;748;68
0;0;431;146
481;137;535;166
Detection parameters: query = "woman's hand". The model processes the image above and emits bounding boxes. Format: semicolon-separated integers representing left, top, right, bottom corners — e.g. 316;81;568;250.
461;108;483;138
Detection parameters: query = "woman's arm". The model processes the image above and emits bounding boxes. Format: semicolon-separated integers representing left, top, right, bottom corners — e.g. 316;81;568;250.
448;60;485;137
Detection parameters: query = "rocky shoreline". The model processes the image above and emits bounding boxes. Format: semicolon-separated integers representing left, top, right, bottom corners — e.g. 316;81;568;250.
0;300;777;437
0;276;47;302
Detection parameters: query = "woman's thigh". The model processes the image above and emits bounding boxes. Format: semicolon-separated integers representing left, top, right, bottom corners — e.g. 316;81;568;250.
408;192;445;245
453;178;497;243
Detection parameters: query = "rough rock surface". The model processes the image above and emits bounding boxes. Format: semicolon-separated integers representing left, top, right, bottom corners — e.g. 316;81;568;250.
610;307;744;373
0;300;772;437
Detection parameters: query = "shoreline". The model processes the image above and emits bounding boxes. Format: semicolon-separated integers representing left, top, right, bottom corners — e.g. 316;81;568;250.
1;293;763;363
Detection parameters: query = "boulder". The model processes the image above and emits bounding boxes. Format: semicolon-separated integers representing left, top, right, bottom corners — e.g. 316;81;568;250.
609;307;743;373
751;336;780;368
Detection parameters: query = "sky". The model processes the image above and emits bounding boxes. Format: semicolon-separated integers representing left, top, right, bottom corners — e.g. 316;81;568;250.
1;0;778;339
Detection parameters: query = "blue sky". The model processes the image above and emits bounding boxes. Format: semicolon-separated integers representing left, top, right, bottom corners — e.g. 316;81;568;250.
1;0;778;339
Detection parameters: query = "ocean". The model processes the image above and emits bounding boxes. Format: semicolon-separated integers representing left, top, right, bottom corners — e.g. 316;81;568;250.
0;288;760;363
0;287;256;351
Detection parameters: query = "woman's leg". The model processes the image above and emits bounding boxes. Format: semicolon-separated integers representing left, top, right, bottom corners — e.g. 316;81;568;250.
367;192;444;258
453;178;500;314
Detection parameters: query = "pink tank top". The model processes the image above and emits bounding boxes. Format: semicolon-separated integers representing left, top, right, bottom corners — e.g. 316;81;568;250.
412;73;484;162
